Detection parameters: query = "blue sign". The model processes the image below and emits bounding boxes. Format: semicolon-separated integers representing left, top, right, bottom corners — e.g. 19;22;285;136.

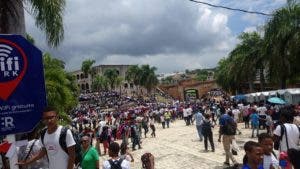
0;34;47;135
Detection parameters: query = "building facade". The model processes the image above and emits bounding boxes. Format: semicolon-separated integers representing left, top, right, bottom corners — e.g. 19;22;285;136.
71;65;135;93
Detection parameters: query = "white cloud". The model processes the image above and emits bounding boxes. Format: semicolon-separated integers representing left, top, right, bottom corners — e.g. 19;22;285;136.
243;26;257;33
24;0;284;73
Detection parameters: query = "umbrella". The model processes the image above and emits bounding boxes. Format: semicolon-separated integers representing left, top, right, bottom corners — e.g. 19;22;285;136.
268;97;286;104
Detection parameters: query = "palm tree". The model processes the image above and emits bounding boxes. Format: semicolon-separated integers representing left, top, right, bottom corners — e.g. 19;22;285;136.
81;59;96;80
139;65;158;93
125;65;142;91
264;3;300;88
92;75;108;92
0;0;65;47
104;68;119;90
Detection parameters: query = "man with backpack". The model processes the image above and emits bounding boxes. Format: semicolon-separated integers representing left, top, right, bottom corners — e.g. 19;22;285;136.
17;107;76;169
103;142;130;169
219;111;238;167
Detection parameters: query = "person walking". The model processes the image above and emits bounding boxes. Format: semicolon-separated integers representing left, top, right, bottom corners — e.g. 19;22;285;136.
17;107;76;169
194;110;204;141
17;128;49;169
250;109;260;138
219;111;238;167
149;117;156;137
201;114;215;152
164;110;171;128
80;135;99;169
103;142;130;169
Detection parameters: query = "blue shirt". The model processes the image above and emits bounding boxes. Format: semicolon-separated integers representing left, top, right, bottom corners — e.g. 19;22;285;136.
242;164;264;169
194;112;204;126
219;114;233;126
250;113;259;126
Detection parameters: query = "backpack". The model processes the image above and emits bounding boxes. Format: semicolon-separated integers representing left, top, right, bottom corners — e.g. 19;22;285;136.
40;126;82;166
201;121;212;135
222;118;236;135
108;159;123;169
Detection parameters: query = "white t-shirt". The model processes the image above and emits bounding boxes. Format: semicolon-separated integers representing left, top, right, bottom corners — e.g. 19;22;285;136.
274;123;300;152
103;158;130;169
183;109;188;117
232;109;240;122
263;154;279;169
40;126;76;169
187;108;193;116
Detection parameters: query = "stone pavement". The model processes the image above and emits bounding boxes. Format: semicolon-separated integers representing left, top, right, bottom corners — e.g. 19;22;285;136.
99;120;262;169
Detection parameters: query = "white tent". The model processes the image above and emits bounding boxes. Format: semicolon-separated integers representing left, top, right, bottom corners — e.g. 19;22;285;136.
284;88;300;105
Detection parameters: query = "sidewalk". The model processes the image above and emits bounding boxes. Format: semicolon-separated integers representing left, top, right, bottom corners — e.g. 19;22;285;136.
99;120;262;169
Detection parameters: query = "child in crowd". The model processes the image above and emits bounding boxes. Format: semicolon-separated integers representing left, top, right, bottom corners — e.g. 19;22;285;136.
149;117;156;137
242;141;264;169
141;152;154;169
120;142;134;162
258;133;278;169
250;110;260;138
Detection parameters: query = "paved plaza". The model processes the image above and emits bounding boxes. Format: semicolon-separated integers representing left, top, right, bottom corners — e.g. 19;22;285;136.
99;120;260;169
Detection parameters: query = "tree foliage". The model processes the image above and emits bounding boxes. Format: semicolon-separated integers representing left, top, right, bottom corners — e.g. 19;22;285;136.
44;53;78;124
104;68;120;90
0;0;66;47
216;3;300;93
126;65;158;93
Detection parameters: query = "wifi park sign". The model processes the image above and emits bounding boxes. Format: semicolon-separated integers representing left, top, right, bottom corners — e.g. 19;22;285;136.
0;34;46;135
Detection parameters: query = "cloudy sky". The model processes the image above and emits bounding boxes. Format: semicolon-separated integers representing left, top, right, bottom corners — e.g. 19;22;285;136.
25;0;286;73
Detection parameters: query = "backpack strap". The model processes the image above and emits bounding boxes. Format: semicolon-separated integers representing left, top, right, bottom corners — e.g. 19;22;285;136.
40;128;47;146
108;159;123;168
59;126;69;154
23;140;37;161
283;125;289;150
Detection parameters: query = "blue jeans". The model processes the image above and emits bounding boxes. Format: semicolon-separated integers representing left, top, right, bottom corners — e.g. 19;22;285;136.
196;125;203;140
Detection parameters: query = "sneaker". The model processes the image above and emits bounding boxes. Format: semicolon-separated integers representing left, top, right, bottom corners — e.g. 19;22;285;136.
223;162;230;166
233;163;239;169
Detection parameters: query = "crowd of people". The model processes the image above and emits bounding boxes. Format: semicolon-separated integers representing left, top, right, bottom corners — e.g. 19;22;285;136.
0;89;299;169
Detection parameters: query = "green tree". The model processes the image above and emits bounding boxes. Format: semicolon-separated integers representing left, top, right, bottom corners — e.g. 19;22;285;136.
104;68;119;90
44;53;78;124
92;75;108;92
264;3;300;88
139;65;158;93
81;59;96;79
126;65;142;87
0;0;65;47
